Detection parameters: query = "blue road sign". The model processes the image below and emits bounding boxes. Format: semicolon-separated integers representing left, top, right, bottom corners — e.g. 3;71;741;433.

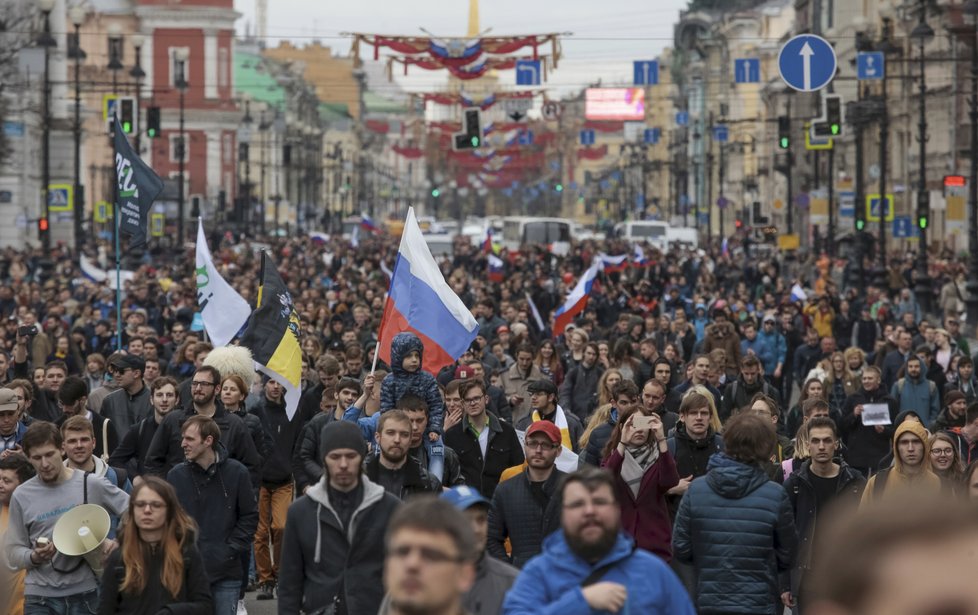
856;52;884;81
633;60;659;86
644;127;661;145
734;58;761;84
580;129;595;146
697;213;709;225
713;125;729;142
778;34;837;92
517;130;534;146
893;215;919;238
676;111;689;126
515;60;541;86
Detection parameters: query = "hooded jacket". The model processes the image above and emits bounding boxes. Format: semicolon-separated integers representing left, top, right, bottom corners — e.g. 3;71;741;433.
672;453;797;615
891;374;940;428
702;321;742;374
379;332;445;435
276;474;400;615
502;531;696;615
784;459;866;569
860;421;942;507
166;443;258;583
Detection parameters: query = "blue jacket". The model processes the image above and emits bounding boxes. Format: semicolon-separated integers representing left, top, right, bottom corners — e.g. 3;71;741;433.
754;329;787;375
503;531;696;615
891;375;940;428
380;332;444;435
673;453;796;615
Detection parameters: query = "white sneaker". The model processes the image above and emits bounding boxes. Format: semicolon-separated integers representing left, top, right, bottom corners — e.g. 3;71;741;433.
237;599;249;615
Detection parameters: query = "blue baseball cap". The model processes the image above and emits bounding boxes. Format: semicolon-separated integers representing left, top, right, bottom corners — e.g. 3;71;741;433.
441;486;490;511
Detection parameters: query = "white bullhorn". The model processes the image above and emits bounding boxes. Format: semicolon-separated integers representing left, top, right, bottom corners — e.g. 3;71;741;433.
52;504;111;578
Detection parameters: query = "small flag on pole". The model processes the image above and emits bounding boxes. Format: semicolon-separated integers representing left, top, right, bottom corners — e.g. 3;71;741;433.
487;254;505;283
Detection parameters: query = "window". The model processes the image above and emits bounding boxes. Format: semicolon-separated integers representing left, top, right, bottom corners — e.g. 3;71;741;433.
223;134;232;165
218;47;228;88
169;134;185;163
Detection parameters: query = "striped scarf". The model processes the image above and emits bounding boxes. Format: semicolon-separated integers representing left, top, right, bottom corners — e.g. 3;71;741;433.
621;443;659;498
531;405;572;451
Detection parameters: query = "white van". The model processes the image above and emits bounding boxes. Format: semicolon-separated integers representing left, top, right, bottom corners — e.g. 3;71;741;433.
500;217;574;255
666;226;699;250
613;221;669;250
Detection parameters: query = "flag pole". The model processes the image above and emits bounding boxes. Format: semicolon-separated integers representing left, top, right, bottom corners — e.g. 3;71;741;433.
370;253;399;376
112;116;123;352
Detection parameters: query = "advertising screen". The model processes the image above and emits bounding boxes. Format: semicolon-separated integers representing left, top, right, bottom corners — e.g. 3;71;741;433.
585;88;646;121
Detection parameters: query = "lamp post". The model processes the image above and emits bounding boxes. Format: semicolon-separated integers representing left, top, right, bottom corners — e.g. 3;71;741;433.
36;0;55;250
965;1;978;332
258;106;269;236
173;49;188;244
130;34;145;154
107;23;123;96
874;19;899;288
68;5;86;251
237;100;252;231
910;3;934;315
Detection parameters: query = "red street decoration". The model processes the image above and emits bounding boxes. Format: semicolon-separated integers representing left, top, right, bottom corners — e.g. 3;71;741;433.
365;119;390;134
413;90;537;110
584;120;625;133
391;144;425;159
388;55;550;81
577;145;609;160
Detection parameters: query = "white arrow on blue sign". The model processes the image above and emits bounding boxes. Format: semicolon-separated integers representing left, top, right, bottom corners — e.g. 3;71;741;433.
778;34;837;92
856;52;884;81
633;60;659;86
644;128;661;145
734;58;760;84
713;125;729;142
676;111;689;126
580;130;595;146
515;60;541;86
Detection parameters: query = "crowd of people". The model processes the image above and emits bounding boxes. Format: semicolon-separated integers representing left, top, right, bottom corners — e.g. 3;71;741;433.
0;230;977;615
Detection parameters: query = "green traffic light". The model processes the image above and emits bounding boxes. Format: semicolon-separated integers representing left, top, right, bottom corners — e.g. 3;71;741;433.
432;189;440;198
918;216;928;229
830;124;840;135
147;128;157;138
779;137;789;149
856;219;865;231
123;122;132;133
555;184;563;192
470;136;480;147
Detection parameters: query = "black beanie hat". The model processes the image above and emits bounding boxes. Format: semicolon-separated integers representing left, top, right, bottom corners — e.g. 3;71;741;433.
318;421;367;460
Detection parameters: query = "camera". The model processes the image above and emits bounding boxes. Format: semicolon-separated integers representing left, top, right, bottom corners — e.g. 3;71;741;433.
17;325;38;337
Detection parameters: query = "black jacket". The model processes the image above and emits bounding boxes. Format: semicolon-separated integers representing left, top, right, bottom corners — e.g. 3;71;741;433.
721;377;782;423
840;388;898;471
144;402;262;487
250;395;305;487
292;410;342;494
409;443;465;487
363;452;441;499
166;445;258;583
444;412;525;499
665;423;724;519
487;468;564;568
97;539;213;615
108;415;160;478
582;415;616;466
558;362;604;421
277;476;400;615
783;460;866;569
100;384;153;435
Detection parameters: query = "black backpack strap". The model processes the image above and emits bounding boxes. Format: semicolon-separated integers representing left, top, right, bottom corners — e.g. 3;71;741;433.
873;467;890;497
581;544;637;587
83;470;89;504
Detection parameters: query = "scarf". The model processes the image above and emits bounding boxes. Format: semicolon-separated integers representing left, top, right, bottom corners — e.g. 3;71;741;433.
531;405;572;450
621;442;659;498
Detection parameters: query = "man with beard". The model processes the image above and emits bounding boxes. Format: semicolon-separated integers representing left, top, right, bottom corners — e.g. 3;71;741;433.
722;355;783;423
502;466;695;614
109;376;179;478
363;410;441;499
487;421;564;568
931;390;968;432
515;379;584;453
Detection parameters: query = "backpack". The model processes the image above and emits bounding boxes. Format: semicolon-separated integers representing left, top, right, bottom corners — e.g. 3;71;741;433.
872;467;891;497
895;378;936;398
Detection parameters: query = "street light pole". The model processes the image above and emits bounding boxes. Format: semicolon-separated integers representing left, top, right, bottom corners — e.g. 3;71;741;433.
174;49;188;245
874;19;898;288
68;5;86;251
37;0;55;250
130;34;146;155
965;1;978;331
911;2;934;315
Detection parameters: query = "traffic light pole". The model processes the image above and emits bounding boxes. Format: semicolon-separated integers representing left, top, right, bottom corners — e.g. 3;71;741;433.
786;99;794;236
913;11;933;315
827;145;835;258
876;64;889;288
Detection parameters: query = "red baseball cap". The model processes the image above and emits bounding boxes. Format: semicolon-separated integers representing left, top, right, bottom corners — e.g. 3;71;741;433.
525;421;561;444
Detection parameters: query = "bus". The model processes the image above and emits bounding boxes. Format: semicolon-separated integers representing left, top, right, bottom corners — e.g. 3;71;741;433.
500;217;574;255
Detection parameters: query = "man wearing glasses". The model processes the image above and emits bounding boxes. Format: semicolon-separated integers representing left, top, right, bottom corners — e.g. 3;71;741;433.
445;379;523;498
100;354;151;434
143;366;260;483
487;421;564;568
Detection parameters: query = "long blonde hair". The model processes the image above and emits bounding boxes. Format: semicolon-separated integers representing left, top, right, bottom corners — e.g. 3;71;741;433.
597;368;623;408
579;403;613;450
119;477;197;597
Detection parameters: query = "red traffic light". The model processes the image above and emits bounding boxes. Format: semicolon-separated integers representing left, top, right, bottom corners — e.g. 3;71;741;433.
38;218;49;232
944;175;966;188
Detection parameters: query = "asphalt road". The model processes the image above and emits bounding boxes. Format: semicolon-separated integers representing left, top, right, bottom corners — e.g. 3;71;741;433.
241;592;277;615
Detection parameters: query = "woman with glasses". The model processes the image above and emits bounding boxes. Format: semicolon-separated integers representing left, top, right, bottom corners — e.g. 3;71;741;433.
601;404;679;561
98;476;212;614
929;432;964;496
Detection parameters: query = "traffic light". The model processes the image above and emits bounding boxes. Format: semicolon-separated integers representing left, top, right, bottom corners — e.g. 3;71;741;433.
855;218;866;231
37;217;49;237
554;183;563;192
825;95;842;136
431;188;440;198
917;214;928;230
452;108;482;151
778;116;790;149
147;107;161;138
118;97;136;135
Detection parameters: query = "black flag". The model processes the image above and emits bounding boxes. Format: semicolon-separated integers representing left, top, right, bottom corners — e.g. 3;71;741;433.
113;118;163;248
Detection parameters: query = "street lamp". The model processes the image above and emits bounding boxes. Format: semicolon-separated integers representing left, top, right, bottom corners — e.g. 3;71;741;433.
258;104;270;236
873;19;900;289
174;48;189;244
965;0;978;331
130;34;146;154
68;4;86;251
237;99;253;230
107;23;123;95
36;0;55;250
910;2;934;315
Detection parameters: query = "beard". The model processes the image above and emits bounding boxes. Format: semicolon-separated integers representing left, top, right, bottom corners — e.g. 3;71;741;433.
564;522;618;562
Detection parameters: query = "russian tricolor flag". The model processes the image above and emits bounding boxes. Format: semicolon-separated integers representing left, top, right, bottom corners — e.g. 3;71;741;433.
632;244;651;268
553;261;601;336
377;207;479;375
487;253;505;282
360;212;381;234
482;227;494;254
599;252;629;274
